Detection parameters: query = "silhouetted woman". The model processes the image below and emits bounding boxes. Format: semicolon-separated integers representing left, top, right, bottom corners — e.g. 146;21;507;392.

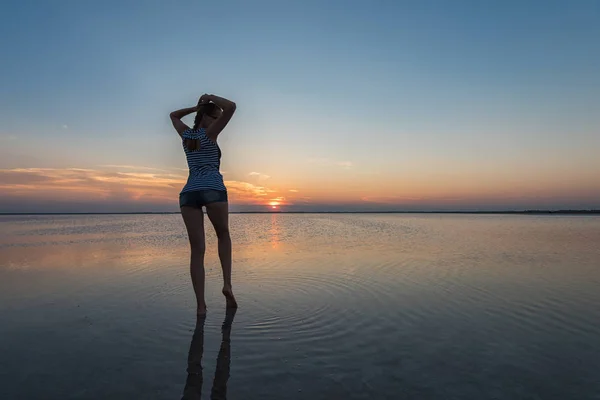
170;94;238;315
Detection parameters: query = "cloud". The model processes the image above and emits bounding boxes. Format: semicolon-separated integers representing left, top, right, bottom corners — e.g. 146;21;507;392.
100;164;170;172
225;180;270;201
289;189;299;192
62;124;69;129
0;165;300;212
2;166;596;213
0;166;289;212
307;158;353;169
248;171;271;181
0;168;186;204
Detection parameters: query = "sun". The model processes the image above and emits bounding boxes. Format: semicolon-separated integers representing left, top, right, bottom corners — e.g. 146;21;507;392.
268;201;280;210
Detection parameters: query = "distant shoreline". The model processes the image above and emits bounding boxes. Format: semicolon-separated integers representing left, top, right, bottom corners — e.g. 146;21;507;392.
1;210;599;216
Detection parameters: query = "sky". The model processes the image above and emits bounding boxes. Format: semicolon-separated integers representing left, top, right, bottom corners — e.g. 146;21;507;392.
1;0;599;212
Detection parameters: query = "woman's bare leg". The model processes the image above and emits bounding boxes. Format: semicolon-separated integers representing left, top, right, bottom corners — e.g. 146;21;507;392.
206;201;238;308
181;206;207;315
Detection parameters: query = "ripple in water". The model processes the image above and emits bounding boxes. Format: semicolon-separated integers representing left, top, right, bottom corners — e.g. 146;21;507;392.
2;214;600;399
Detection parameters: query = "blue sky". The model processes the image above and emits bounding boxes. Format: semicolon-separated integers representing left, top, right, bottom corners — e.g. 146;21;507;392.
1;0;599;212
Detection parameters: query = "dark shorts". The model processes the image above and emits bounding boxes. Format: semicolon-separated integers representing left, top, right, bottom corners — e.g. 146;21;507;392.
179;190;228;208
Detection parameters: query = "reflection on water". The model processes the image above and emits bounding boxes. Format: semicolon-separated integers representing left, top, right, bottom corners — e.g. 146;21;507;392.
269;214;280;249
1;214;600;399
182;310;237;400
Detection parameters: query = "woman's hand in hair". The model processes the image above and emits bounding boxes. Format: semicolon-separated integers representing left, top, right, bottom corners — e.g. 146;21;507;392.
198;94;211;105
202;94;236;140
199;94;235;111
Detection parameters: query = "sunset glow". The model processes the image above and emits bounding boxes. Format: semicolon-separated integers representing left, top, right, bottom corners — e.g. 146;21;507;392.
0;164;599;213
1;2;599;213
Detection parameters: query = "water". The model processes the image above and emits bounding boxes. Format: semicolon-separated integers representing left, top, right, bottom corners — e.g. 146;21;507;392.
1;213;599;400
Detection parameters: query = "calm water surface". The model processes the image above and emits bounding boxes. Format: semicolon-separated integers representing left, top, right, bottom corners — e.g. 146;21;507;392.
1;214;599;399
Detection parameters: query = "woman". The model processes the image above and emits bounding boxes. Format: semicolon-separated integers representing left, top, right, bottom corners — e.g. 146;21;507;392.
170;93;237;315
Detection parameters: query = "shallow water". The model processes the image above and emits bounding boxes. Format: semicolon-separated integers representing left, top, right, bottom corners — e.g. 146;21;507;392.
1;213;599;399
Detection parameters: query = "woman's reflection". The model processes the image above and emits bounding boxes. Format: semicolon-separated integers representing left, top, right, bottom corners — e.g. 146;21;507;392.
181;309;237;400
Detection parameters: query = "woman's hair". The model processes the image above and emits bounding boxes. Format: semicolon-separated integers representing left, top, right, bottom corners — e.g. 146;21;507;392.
185;102;219;151
192;102;219;130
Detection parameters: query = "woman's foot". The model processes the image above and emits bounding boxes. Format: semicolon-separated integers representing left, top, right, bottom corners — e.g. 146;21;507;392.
222;286;238;309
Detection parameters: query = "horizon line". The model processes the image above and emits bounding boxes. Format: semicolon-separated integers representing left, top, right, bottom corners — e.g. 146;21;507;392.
1;210;599;216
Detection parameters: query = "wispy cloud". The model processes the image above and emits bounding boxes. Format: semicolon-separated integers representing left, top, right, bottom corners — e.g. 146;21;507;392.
0;167;284;208
62;124;69;130
307;158;353;169
0;168;186;203
289;189;299;192
100;164;170;172
221;180;272;202
249;171;271;181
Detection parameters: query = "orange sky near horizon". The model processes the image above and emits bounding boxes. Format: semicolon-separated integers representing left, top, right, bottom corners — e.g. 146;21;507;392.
1;163;599;212
2;2;600;213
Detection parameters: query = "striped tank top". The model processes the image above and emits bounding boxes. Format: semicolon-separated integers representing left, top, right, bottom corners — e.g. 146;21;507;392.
180;128;227;193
